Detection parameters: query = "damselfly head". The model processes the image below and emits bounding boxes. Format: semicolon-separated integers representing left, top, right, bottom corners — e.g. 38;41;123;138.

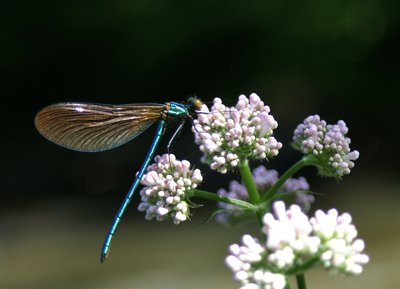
187;96;203;112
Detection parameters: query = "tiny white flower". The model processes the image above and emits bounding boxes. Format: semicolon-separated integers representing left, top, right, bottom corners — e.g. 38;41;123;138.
174;211;187;223
157;207;169;216
235;271;249;281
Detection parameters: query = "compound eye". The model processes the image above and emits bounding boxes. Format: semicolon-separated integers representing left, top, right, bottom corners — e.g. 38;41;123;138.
192;98;203;110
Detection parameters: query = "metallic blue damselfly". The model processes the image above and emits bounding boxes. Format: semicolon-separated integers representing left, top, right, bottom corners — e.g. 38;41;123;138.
35;97;203;262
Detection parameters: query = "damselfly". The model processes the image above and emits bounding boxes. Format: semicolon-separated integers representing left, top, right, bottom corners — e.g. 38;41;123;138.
34;97;203;262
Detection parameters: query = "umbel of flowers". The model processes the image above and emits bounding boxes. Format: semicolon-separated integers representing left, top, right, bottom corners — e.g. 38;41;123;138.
226;202;369;289
137;93;367;289
193;93;282;173
138;154;203;224
292;115;359;178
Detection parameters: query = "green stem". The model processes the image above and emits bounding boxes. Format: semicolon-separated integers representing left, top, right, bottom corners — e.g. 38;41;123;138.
263;157;312;201
191;189;256;210
284;278;292;289
296;273;307;289
238;159;265;225
238;159;261;204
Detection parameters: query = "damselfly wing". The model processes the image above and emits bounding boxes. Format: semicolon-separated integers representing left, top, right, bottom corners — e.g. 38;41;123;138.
35;102;166;152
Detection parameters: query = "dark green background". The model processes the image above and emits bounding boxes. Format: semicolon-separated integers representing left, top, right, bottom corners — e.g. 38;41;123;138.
1;1;399;288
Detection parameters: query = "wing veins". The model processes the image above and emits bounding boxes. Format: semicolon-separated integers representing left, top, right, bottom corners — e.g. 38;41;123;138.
35;102;165;152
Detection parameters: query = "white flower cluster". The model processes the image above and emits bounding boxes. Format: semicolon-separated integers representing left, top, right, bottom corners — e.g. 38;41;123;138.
137;154;203;224
216;166;313;224
264;201;368;274
193;93;282;173
263;202;321;269
310;209;370;274
226;201;369;289
226;234;286;289
293;115;359;178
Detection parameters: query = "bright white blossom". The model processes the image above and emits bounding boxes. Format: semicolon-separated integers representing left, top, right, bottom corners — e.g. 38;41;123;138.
226;201;368;287
263;202;321;268
293;115;359;178
310;209;370;274
216;166;313;224
263;201;368;274
193;93;282;173
226;234;286;289
138;154;203;224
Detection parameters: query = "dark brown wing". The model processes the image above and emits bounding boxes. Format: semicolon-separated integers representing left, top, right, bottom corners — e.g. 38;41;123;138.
34;102;165;152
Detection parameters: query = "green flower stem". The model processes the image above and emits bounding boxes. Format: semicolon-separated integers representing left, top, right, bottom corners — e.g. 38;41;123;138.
238;159;261;204
190;189;257;211
296;273;307;289
238;159;265;225
263;156;312;201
